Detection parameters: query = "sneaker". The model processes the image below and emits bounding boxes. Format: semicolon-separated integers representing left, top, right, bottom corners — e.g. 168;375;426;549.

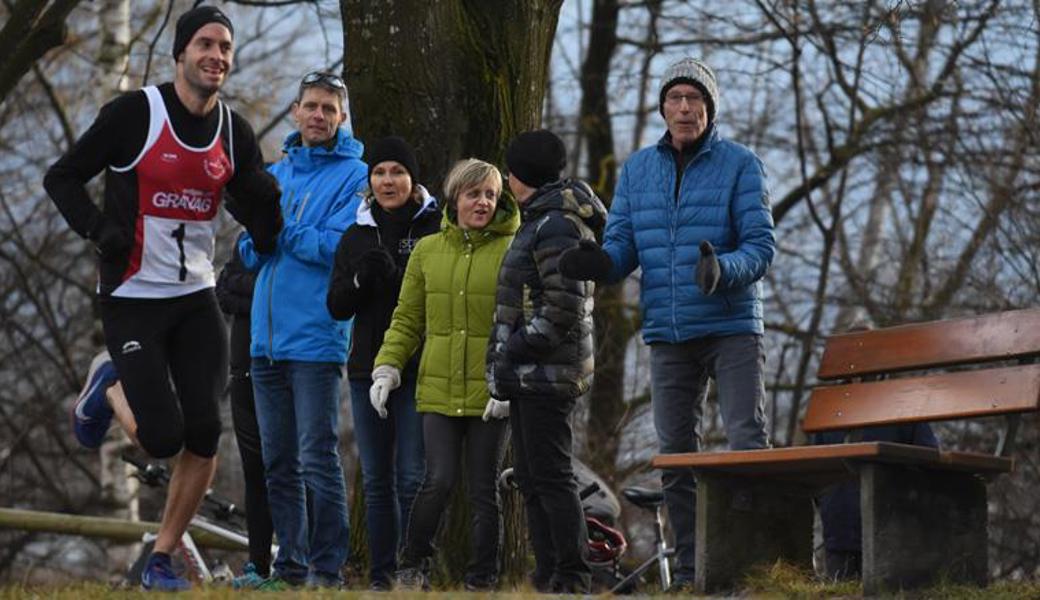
306;571;343;589
231;562;266;590
369;577;393;592
394;566;430;591
464;575;498;592
71;351;118;448
256;575;300;591
140;552;191;592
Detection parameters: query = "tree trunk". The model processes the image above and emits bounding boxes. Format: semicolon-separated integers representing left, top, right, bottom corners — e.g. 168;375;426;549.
341;1;563;586
577;0;633;490
0;0;82;106
342;0;562;196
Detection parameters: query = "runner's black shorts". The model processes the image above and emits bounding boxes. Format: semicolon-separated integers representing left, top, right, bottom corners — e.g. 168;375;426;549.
100;288;228;458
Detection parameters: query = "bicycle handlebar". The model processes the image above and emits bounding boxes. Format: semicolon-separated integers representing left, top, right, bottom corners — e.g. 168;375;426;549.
121;452;244;522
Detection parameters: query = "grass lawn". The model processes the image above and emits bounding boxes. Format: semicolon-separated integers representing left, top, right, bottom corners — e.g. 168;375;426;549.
2;564;1039;599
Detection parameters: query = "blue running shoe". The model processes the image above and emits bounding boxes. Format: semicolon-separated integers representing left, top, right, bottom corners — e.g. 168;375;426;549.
140;552;191;591
71;350;118;449
231;562;266;589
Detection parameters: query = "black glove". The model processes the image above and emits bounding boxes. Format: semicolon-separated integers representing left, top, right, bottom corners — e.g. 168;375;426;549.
251;210;283;255
89;217;130;259
696;240;721;296
505;317;536;362
354;247;398;288
558;239;613;282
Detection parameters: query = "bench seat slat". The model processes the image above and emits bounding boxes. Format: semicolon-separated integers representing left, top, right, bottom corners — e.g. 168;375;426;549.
817;308;1040;380
803;364;1040;433
650;442;1012;483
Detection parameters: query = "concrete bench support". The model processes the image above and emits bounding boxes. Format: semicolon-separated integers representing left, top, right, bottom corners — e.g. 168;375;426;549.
696;474;813;593
861;464;988;595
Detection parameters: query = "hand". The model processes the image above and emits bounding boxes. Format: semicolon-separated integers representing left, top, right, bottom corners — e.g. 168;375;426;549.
696;240;721;296
354;247;398;288
505;320;535;362
90;218;130;259
369;364;401;419
252;210;283;255
482;398;510;421
559;239;613;282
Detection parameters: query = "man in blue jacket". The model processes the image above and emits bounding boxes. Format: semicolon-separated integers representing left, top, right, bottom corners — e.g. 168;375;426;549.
237;71;367;589
560;57;775;589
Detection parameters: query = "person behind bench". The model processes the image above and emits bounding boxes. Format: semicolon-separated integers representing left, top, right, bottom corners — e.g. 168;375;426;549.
815;424;939;579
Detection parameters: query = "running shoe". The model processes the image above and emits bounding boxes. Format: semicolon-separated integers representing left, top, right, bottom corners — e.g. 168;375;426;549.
140;552;191;591
71;350;117;448
231;561;266;589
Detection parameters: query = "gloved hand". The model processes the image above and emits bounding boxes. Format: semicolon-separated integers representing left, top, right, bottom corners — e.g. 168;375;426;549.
695;240;721;296
89;217;130;259
369;364;401;419
354;247;398;288
558;239;613;282
482;398;510;421
252;209;283;255
505;319;536;363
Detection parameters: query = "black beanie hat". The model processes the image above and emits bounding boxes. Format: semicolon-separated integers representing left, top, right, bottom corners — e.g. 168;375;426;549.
506;129;566;189
366;136;420;182
173;5;234;60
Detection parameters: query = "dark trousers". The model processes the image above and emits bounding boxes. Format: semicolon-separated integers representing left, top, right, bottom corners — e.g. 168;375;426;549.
100;288;226;458
512;396;591;592
400;413;507;585
228;315;273;576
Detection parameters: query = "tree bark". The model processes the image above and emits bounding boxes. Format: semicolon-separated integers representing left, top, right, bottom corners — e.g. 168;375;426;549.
342;0;563;196
0;0;82;107
577;0;633;490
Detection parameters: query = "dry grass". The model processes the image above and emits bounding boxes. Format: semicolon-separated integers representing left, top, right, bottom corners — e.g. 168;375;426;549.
4;571;1040;599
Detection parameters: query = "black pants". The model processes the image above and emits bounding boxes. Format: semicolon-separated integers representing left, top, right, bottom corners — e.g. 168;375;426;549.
228;315;273;576
400;413;507;585
99;288;226;458
511;396;591;592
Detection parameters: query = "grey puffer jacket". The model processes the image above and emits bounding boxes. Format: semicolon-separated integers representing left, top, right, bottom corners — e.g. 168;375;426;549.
486;179;607;400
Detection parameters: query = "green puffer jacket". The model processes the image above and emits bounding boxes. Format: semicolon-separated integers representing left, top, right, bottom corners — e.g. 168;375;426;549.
374;197;520;417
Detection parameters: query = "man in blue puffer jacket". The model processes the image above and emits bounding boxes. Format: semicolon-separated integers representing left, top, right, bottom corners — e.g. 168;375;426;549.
560;57;775;590
237;71;367;589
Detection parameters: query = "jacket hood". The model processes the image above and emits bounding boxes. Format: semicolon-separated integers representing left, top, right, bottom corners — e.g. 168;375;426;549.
355;184;437;227
523;178;607;237
442;193;520;240
282;127;365;163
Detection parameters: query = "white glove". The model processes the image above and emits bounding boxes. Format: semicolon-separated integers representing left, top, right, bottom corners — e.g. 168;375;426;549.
482;399;510;421
369;364;401;419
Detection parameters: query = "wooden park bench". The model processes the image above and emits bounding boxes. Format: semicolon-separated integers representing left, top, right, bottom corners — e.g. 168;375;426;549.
651;308;1040;594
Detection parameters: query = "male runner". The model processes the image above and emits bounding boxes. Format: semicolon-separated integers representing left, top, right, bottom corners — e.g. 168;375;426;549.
44;5;281;591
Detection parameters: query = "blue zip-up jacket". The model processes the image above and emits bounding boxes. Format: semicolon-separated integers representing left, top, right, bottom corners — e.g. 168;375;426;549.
602;125;775;343
239;128;367;362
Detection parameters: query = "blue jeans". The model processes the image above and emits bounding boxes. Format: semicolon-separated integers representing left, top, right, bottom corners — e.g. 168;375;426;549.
650;334;769;581
252;358;350;584
348;377;425;585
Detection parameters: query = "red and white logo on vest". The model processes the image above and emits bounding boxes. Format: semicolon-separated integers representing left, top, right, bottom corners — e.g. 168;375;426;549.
202;156;230;181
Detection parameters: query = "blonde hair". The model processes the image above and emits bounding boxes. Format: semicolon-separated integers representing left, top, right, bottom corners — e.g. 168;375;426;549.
443;158;502;210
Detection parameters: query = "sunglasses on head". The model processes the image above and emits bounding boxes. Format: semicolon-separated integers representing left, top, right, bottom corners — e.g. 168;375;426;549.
301;71;345;90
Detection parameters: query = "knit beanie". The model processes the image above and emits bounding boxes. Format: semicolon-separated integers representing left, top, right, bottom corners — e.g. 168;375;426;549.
173;5;234;60
505;129;567;189
366;136;420;182
659;57;719;124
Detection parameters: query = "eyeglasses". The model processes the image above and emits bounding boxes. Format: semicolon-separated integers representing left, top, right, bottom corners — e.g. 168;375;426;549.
301;71;346;90
665;91;705;106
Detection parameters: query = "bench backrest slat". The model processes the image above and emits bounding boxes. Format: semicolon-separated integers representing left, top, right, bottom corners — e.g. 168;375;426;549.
803;364;1040;433
817;308;1040;380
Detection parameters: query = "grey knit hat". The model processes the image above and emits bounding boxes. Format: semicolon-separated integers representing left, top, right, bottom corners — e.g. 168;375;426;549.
659;57;718;123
